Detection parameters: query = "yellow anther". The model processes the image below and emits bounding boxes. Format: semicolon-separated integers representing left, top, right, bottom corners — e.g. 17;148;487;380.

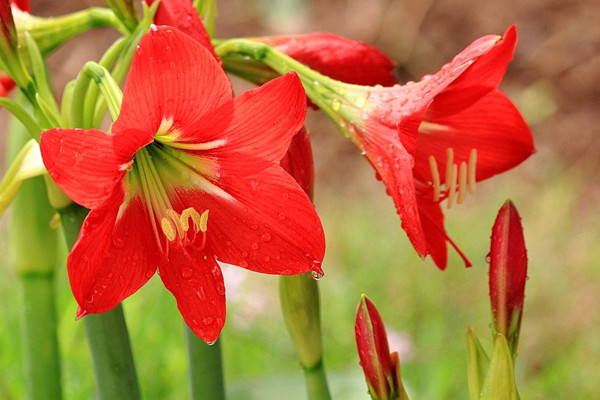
429;155;441;202
199;210;209;233
447;164;458;209
161;217;176;242
166;209;185;239
468;149;477;194
457;161;468;204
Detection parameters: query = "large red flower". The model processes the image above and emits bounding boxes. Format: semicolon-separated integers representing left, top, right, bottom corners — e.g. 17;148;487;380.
40;26;325;342
324;26;534;269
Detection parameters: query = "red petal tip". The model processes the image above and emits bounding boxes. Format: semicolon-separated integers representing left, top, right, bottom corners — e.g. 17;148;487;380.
75;306;87;320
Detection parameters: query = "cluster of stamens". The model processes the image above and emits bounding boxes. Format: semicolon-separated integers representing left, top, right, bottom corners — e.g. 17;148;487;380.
160;207;209;247
428;148;477;208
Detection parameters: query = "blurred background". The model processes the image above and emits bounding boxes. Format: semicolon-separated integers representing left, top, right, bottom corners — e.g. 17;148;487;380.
1;0;599;399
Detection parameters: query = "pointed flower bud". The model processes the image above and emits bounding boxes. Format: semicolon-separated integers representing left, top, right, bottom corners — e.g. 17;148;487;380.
489;200;527;358
0;0;18;62
355;295;409;400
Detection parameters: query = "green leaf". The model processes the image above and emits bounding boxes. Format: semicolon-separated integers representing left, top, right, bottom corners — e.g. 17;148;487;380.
480;334;518;400
466;327;490;400
0;139;46;218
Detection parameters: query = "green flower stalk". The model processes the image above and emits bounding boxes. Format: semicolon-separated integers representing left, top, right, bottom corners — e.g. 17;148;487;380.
103;0;138;32
7;110;62;400
13;6;125;55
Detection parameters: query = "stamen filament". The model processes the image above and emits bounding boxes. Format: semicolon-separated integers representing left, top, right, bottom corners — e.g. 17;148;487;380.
429;155;441;202
457;161;468;204
468;149;477;194
158;139;227;151
447;164;458;209
445;148;454;192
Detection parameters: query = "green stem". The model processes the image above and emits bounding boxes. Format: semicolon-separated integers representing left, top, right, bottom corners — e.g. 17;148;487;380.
279;275;332;400
304;362;332;400
185;325;226;400
59;204;141;400
19;273;62;400
7;106;62;400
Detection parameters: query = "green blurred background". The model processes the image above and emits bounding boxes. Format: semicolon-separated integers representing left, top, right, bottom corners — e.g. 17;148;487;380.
1;0;599;398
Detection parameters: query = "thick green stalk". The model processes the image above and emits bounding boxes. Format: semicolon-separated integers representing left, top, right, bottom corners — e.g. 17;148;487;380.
59;204;141;400
7;110;62;400
185;325;226;400
280;274;332;400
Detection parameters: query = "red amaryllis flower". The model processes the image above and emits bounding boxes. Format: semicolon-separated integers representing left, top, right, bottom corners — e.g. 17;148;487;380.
146;0;217;60
40;26;325;342
319;25;533;269
355;295;409;400
489;200;527;357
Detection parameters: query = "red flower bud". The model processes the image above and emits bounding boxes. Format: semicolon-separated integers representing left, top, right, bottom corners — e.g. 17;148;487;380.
280;126;314;199
489;200;527;357
355;295;409;399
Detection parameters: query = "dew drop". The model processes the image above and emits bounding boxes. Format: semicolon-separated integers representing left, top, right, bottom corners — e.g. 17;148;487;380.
205;340;216;346
112;237;124;249
251;223;258;230
216;283;226;295
239;260;248;268
311;270;324;280
196;287;207;301
261;232;272;242
250;243;259;250
203;317;214;325
264;256;271;262
181;267;194;279
278;212;286;220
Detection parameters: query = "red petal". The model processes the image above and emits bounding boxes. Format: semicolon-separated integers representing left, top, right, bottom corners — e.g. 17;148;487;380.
182;72;307;175
147;0;218;61
280;126;314;199
414;89;534;184
158;248;226;343
68;189;160;315
170;164;325;275
112;26;231;137
416;193;472;269
40;128;151;208
264;33;397;86
357;118;427;258
12;0;30;12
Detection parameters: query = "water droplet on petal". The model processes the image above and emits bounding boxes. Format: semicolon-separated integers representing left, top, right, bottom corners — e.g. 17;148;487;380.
181;267;194;280
196;287;207;301
261;233;272;242
203;317;214;325
239;260;248;268
112;237;124;249
250;242;259;250
311;270;324;280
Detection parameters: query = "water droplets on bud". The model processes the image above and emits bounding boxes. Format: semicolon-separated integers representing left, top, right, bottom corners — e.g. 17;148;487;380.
261;232;272;242
311;270;324;280
250;242;259;250
203;317;214;325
